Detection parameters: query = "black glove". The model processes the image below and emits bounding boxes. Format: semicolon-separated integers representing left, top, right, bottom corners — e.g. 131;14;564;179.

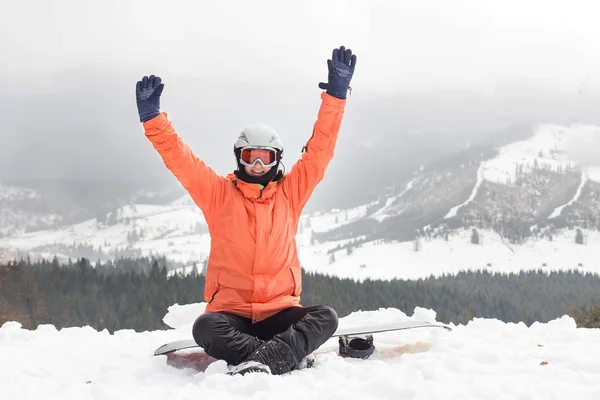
136;75;164;123
318;46;357;99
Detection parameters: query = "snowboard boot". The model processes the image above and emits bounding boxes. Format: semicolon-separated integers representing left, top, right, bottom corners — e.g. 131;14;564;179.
228;336;299;376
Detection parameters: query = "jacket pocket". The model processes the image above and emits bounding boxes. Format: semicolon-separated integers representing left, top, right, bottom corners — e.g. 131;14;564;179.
289;267;301;297
206;268;221;303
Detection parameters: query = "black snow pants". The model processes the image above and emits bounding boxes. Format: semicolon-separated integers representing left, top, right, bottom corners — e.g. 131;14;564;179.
192;305;339;367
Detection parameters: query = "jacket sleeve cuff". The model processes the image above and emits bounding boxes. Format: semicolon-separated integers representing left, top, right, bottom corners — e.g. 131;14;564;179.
142;112;169;131
321;92;347;109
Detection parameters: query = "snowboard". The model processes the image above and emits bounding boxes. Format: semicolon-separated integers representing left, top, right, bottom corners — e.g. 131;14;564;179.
154;319;451;356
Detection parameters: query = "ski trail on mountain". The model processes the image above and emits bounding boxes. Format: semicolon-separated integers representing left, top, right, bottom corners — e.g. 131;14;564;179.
549;169;588;219
444;162;484;219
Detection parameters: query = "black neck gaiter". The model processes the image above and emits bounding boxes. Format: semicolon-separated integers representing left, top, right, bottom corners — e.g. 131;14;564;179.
234;161;282;185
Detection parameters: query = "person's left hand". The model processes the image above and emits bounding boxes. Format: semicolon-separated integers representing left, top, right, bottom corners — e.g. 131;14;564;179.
318;46;357;99
136;75;164;123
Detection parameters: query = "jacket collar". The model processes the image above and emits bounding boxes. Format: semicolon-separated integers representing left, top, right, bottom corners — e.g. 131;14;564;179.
227;173;279;202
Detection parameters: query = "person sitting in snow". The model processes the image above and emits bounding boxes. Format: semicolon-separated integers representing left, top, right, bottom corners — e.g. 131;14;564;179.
135;46;357;375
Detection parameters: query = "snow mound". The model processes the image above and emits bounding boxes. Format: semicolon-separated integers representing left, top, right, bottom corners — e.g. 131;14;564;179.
162;303;207;331
2;304;599;399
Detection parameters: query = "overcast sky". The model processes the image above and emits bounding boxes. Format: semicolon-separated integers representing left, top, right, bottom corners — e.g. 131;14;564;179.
3;0;600;188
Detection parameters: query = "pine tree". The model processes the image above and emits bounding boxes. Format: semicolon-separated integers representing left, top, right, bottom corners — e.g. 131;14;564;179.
471;228;480;245
576;229;584;245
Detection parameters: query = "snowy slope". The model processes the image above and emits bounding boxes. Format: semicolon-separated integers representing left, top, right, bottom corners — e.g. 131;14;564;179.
444;163;484;219
0;183;41;201
548;169;588;219
589;166;600;183
443;123;598;218
370;177;417;222
479;123;577;184
1;303;599;400
0;192;374;267
0;183;61;237
0;197;210;265
0;179;185;239
2;199;600;280
364;123;600;227
2;123;600;277
299;228;600;281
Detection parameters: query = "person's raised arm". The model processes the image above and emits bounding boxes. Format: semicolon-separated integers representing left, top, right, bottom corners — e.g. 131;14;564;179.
136;75;227;218
283;46;357;214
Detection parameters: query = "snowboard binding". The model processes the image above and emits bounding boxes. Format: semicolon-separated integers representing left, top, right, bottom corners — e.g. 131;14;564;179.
338;335;375;359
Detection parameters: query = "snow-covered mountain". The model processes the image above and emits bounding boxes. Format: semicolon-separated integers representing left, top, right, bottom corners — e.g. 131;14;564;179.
318;123;600;245
0;195;210;266
1;123;600;278
0;183;62;237
0;179;184;238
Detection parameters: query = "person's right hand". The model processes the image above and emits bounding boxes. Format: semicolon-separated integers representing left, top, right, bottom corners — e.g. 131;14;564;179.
136;75;164;123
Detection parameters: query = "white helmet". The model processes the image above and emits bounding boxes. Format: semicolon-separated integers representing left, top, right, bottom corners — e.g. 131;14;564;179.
234;123;284;156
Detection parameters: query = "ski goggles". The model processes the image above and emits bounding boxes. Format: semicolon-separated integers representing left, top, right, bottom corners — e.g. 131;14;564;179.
239;146;278;167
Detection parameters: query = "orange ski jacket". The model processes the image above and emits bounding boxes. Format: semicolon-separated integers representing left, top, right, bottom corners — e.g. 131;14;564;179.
143;92;346;323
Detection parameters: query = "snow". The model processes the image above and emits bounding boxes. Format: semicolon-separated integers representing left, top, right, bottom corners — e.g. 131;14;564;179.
480;124;575;185
444;162;484;219
2;127;600;400
0;183;41;201
548;169;587;219
299;228;600;281
2;303;599;399
0;202;210;264
303;202;373;234
371;178;417;222
370;122;600;224
2;123;600;278
588;166;600;183
3;202;600;281
473;122;600;187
